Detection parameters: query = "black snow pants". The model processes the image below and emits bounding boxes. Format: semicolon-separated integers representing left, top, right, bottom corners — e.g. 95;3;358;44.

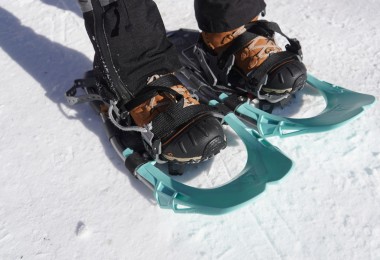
78;0;266;95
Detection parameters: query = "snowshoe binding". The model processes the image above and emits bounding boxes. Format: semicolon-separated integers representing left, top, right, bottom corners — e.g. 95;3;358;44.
66;70;293;214
65;1;294;214
71;0;229;175
168;19;375;138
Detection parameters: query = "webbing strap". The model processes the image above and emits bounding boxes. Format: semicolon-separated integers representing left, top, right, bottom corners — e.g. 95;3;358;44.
219;32;260;66
121;74;183;112
151;101;213;139
122;86;181;112
148;74;182;88
247;51;298;89
246;20;302;57
218;20;302;70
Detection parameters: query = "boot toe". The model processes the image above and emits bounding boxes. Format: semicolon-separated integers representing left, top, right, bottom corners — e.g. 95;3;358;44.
161;116;226;163
264;59;307;95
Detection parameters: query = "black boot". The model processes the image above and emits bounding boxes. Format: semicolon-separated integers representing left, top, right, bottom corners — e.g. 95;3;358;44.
81;0;226;164
198;17;307;104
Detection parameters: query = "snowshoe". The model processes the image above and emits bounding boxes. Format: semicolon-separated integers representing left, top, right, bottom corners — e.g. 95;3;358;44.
65;1;293;214
73;0;230;172
66;70;293;214
167;26;376;138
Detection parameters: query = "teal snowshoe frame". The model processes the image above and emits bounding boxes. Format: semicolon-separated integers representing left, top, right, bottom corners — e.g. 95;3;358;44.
67;71;293;215
168;29;375;138
124;109;293;215
65;27;376;215
223;74;376;138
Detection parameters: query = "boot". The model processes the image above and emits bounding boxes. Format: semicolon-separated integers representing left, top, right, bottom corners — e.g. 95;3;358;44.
128;74;227;163
82;1;226;164
200;16;307;102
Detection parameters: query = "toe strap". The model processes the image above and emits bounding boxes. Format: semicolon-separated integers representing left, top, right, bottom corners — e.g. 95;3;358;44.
151;101;215;140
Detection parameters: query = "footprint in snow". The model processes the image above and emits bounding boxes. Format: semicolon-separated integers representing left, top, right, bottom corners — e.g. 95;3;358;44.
75;221;90;238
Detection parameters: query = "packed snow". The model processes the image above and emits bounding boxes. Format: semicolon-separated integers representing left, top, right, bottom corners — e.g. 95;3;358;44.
0;0;379;259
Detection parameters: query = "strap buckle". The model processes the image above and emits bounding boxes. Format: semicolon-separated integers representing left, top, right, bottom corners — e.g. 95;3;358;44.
286;38;303;59
141;124;165;163
65;78;103;105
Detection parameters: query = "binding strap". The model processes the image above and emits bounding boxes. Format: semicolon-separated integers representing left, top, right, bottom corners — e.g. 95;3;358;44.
219;20;302;68
120;74;183;112
213;20;303;102
246;51;299;91
218;31;260;67
122;73;217;141
246;20;302;57
151;100;214;140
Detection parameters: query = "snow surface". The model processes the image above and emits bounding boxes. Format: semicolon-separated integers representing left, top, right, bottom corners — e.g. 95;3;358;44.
1;0;380;259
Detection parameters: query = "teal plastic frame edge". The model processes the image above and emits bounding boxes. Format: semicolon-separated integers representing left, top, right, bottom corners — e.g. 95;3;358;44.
229;74;376;138
127;110;293;215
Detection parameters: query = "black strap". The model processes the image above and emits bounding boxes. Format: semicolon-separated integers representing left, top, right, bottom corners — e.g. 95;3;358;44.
218;31;260;66
148;74;182;88
221;93;248;112
118;73;216;141
246;51;298;91
151;101;213;139
246;20;302;57
120;74;183;112
218;20;302;70
211;20;303;94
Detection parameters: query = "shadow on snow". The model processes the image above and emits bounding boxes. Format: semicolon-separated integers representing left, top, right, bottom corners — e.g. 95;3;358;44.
0;7;156;201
